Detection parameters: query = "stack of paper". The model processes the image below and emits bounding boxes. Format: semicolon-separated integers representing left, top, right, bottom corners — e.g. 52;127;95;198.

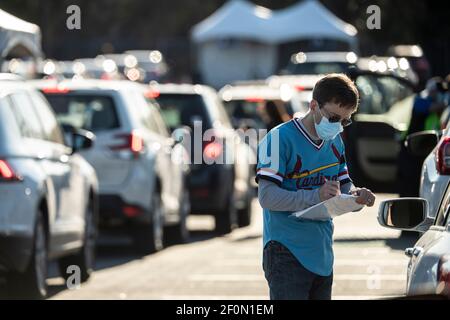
290;194;364;221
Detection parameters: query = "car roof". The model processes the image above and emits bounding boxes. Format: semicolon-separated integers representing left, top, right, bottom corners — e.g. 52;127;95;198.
290;51;356;63
148;83;215;95
267;74;322;90
219;84;284;101
0;78;35;95
29;78;143;92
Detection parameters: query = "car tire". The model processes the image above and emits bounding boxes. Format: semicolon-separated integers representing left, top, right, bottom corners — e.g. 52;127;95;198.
132;192;164;254
58;200;97;284
214;192;237;235
7;212;48;299
164;188;190;245
237;193;252;228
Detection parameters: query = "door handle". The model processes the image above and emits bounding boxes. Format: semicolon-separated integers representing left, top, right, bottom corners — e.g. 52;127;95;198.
405;248;414;257
405;247;423;257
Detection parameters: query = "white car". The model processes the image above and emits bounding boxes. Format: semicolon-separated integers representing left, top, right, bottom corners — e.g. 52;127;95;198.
0;76;98;299
32;79;190;254
406;128;448;219
378;192;450;297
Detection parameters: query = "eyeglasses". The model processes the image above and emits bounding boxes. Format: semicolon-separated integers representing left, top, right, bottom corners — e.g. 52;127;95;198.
318;105;353;127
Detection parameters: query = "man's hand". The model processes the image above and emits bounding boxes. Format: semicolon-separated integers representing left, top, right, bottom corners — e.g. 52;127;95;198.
351;187;376;207
319;179;341;201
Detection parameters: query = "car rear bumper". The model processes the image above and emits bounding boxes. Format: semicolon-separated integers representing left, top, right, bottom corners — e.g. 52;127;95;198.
0;233;33;273
98;195;151;227
188;164;233;214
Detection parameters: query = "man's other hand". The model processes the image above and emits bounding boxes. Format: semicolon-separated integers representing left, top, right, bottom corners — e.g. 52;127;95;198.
351;187;376;207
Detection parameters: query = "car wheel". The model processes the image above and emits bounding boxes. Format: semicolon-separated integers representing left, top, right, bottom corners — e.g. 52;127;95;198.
237;191;252;228
164;188;190;245
132;192;164;254
214;191;237;235
7;212;48;299
58;200;97;284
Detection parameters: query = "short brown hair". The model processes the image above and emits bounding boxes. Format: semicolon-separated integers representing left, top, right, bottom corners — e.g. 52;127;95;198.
312;73;359;110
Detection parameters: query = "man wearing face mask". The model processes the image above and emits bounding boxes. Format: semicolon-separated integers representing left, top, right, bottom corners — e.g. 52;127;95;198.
256;73;376;300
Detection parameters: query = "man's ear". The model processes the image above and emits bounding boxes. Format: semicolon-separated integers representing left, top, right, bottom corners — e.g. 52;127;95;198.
310;100;318;111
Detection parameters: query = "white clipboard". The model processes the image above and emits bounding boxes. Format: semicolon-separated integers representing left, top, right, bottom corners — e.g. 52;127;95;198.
290;194;364;221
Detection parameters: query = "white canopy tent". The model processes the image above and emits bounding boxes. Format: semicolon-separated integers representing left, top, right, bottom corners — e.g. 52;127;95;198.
191;0;359;88
191;0;277;88
191;0;274;44
0;8;42;59
270;0;358;50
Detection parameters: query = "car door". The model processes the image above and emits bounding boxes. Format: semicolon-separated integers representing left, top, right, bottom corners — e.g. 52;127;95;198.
407;182;450;295
345;73;415;186
9;90;78;253
132;91;177;215
30;90;86;247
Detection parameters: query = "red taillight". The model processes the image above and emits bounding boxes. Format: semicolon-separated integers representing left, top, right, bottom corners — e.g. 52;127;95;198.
203;142;223;161
41;87;70;94
145;90;160;99
245;97;264;103
123;205;143;218
294;84;305;91
109;131;144;156
437;255;450;297
0;160;22;182
436;137;450;175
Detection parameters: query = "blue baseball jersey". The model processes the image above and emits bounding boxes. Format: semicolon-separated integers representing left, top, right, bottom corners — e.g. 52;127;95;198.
256;118;352;276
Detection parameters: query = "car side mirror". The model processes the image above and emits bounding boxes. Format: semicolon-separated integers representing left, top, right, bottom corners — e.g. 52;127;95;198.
72;129;95;153
405;131;439;157
378;198;427;231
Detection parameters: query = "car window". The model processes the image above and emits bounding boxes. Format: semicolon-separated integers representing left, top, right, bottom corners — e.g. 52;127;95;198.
148;101;170;137
9;92;45;140
355;75;413;114
155;93;211;132
44;94;120;132
28;91;65;145
215;96;233;129
435;183;450;226
355;75;386;114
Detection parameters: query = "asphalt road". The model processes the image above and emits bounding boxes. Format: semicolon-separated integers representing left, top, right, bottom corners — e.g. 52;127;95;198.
39;193;418;300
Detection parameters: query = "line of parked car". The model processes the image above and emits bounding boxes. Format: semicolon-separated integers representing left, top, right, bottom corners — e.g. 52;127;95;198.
0;74;256;299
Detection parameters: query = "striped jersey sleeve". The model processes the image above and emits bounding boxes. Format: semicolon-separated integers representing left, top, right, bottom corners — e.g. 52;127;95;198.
335;139;352;186
256;130;286;187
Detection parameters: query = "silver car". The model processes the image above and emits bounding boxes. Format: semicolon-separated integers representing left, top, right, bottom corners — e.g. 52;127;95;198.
0;77;98;299
378;194;450;297
33;79;190;254
406;127;448;219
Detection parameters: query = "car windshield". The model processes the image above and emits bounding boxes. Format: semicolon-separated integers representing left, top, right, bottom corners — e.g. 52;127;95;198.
155;93;211;131
286;62;351;75
223;99;294;130
356;75;414;114
43;94;120;132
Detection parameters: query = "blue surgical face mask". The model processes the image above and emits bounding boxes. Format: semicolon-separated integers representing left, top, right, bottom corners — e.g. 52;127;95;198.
314;108;343;140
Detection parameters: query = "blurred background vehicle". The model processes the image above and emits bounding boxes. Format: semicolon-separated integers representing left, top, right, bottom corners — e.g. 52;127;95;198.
280;51;358;75
0;76;98;299
357;55;419;87
31;79;190;254
387;45;431;91
219;81;296;133
149;83;254;233
124;50;169;83
344;69;417;192
378;191;450;298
